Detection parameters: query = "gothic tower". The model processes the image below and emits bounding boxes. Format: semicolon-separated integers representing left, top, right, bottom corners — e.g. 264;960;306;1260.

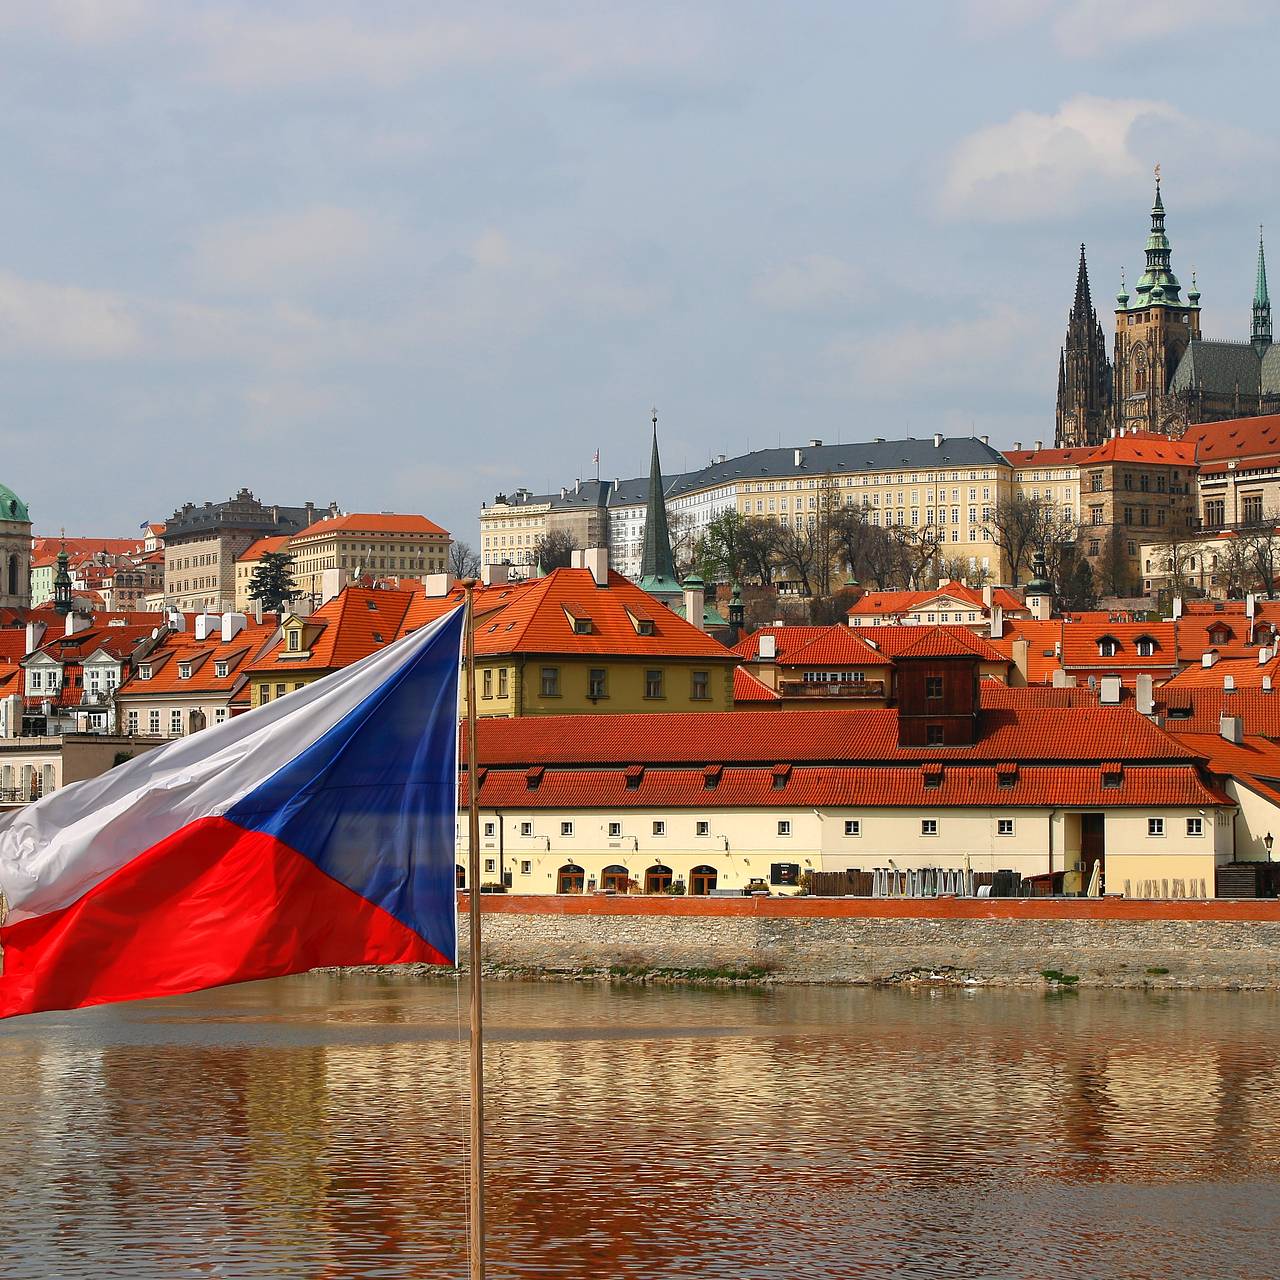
1112;174;1200;434
1055;244;1113;447
636;409;682;606
1252;226;1271;357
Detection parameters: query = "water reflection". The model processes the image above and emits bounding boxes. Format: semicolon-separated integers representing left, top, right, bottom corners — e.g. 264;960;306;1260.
2;979;1279;1278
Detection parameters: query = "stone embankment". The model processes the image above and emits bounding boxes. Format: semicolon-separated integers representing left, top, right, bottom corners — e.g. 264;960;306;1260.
451;894;1280;990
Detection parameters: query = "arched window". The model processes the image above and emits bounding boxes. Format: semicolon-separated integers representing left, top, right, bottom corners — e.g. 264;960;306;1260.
557;863;585;894
601;864;630;893
644;864;673;894
1135;635;1158;657
690;865;719;896
1097;635;1119;657
455;864;466;890
40;764;54;796
7;554;16;596
1;764;13;795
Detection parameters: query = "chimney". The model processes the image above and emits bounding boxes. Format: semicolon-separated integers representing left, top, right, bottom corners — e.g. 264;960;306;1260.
1100;676;1121;705
1224;674;1236;691
194;613;221;642
933;433;943;448
65;611;92;637
683;576;706;631
1136;673;1154;716
584;547;609;588
1033;439;1042;451
1051;668;1069;688
1261;648;1273;665
220;612;246;642
570;549;585;570
808;438;822;448
481;562;509;587
0;693;20;739
1172;596;1183;620
979;435;989;445
305;501;315;525
1011;636;1030;684
982;584;993;610
24;620;45;655
758;633;777;661
1221;713;1244;743
1247;593;1257;618
423;572;454;598
794;448;803;466
1265;675;1274;692
1202;650;1217;668
989;604;1004;639
254;597;263;624
1013;440;1022;451
165;607;186;632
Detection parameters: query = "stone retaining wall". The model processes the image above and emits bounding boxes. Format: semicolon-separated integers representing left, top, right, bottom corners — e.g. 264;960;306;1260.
457;895;1280;988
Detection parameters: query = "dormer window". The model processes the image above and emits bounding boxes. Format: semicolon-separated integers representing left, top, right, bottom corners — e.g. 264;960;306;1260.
1135;635;1157;657
214;661;229;678
286;630;301;652
178;663;191;680
636;618;654;636
138;665;152;680
573;617;593;634
1097;636;1119;657
1209;627;1230;646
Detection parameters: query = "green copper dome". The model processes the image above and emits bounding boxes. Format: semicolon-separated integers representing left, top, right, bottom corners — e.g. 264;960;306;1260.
0;484;29;523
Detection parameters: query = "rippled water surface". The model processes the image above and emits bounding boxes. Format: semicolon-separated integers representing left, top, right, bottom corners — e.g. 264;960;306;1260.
2;978;1280;1278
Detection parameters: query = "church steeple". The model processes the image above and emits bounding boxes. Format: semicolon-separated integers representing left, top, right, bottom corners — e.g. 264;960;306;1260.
1055;244;1112;447
1133;170;1184;305
637;408;681;603
1253;226;1271;355
53;544;73;615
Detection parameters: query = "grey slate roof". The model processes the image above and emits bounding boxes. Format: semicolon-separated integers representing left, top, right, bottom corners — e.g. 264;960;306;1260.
1171;339;1280;397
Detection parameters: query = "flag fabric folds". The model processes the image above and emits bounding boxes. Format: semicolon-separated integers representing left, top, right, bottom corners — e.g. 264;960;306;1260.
0;605;464;1019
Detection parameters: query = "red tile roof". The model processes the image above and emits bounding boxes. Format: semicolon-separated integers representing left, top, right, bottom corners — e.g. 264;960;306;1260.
470;568;735;660
31;536;145;561
463;762;1225;811
1003;445;1099;468
1168;733;1280;805
732;668;781;702
238;535;292;562
848;581;1023;619
849;624;1009;662
249;587;417;674
896;627;1007;661
1082;431;1195;466
1058;620;1177;671
1159;689;1280;737
730;625;890;667
1162;653;1280;691
290;512;448;539
1184;412;1280;465
468;706;1197;767
979;683;1103;709
119;621;280;695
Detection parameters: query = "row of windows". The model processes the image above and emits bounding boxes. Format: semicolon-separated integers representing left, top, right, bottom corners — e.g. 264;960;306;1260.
528;667;712;701
259;682;309;704
124;707;229;736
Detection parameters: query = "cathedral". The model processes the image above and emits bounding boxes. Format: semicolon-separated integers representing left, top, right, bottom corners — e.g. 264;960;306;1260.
1055;177;1279;445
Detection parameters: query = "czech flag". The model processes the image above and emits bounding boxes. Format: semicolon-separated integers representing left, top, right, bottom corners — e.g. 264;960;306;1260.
0;605;464;1019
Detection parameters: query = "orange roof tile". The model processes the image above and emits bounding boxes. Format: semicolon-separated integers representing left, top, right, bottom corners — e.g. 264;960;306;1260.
119;621;280;695
248;586;417;674
290;512;448;540
732;668;781;702
897;626;1008;661
470;568;735;660
238;535;292;562
730;625;890;667
1184;412;1280;465
1003;445;1099;468
1082;431;1196;466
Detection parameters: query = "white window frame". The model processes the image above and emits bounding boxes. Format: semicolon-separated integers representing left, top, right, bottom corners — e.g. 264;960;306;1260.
695;820;710;837
997;818;1015;836
1186;816;1203;837
921;818;938;836
519;821;533;837
560;821;574;838
777;820;792;837
1147;817;1165;837
607;821;622;838
844;819;861;837
483;821;496;838
652;820;666;837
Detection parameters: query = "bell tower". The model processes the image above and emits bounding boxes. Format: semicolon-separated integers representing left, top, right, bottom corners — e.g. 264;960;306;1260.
1112;170;1200;434
1055;244;1113;447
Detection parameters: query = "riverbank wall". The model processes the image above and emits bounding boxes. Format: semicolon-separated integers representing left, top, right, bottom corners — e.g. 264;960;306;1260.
457;894;1280;989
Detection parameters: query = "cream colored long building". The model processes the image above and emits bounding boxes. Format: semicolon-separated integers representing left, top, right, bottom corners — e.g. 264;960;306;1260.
482;435;1019;583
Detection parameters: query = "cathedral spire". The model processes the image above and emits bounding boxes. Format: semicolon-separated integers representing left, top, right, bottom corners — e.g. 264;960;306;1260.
637;408;680;601
1055;244;1112;447
1253;225;1271;354
1134;166;1183;304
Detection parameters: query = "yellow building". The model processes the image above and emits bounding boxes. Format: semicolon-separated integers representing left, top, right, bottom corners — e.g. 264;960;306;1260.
469;560;738;717
234;535;291;612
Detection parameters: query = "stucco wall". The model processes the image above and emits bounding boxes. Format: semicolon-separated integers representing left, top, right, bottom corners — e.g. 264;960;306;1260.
456;895;1280;989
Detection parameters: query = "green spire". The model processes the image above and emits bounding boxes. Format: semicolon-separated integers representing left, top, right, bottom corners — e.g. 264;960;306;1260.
1131;170;1183;307
637;408;680;601
1253;225;1271;353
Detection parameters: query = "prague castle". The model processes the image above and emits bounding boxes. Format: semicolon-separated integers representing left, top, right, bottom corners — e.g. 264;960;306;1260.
1056;175;1278;445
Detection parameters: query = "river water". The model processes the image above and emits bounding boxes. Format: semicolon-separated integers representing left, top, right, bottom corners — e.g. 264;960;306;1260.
1;976;1279;1279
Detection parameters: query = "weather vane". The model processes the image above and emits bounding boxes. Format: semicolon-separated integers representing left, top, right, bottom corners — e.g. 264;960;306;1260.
1154;162;1161;183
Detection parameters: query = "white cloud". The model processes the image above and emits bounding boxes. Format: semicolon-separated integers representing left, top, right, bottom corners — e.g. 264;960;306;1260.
0;271;142;359
190;206;388;295
752;255;867;313
1050;0;1262;57
941;95;1180;221
823;305;1050;399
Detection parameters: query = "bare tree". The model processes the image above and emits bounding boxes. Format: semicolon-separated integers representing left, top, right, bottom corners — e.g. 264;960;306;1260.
1236;511;1280;599
448;541;481;579
984;492;1048;586
533;529;576;573
740;516;783;586
1149;526;1202;600
894;524;944;587
668;510;698;579
775;520;822;597
860;525;910;589
829;503;876;586
1220;535;1258;598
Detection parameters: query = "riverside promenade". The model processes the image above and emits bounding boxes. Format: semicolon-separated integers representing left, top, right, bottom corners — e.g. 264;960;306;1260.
456;893;1280;989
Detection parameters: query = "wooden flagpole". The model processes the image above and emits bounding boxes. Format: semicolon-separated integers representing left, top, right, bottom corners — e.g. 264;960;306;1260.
462;580;486;1280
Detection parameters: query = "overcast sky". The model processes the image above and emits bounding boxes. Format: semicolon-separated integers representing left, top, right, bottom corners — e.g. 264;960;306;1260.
3;1;1277;543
